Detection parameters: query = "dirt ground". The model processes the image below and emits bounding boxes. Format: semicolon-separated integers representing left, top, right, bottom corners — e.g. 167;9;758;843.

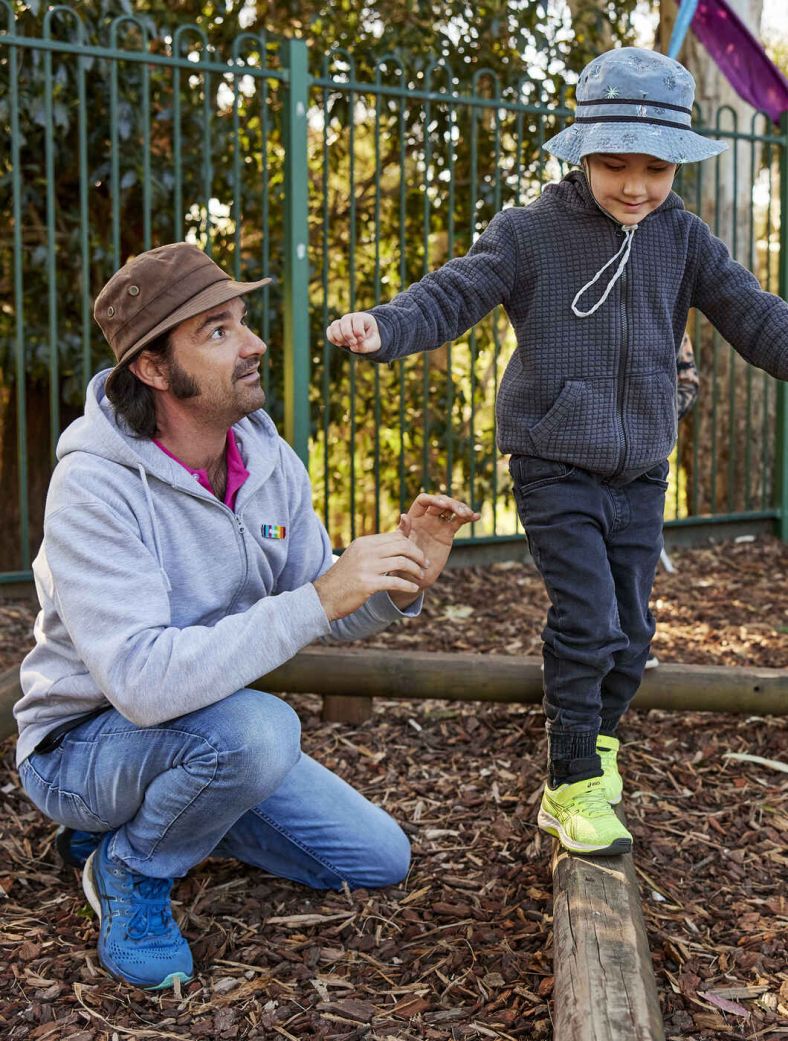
1;536;786;1041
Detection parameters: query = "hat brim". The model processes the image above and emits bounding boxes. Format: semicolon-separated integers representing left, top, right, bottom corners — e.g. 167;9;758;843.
543;123;727;165
105;275;272;394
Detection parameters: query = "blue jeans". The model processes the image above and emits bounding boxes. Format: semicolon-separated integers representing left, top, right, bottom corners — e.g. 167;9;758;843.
18;689;410;886
510;455;667;772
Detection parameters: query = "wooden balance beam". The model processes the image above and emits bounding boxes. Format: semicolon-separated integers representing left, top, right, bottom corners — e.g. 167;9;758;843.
551;811;665;1041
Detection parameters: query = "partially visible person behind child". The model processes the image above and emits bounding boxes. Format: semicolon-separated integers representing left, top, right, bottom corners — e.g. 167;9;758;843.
677;330;700;420
327;47;788;856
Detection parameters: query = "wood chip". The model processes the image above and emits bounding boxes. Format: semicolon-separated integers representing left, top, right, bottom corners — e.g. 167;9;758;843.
1;537;785;1039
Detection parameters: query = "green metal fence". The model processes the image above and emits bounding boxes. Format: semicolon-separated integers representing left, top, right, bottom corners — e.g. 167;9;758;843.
1;8;787;583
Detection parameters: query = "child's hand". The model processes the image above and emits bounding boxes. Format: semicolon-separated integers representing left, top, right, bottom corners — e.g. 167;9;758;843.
394;494;480;593
326;313;381;354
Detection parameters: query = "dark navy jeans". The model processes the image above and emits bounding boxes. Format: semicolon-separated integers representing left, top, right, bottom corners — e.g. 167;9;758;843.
510;455;668;781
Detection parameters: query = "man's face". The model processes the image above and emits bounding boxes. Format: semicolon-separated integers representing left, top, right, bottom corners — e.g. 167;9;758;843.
165;296;267;425
585;153;677;226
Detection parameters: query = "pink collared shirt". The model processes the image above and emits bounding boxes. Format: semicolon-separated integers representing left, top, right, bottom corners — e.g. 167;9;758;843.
154;428;250;511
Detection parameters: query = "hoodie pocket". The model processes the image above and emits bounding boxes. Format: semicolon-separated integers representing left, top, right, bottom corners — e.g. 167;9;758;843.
527;379;619;472
624;371;677;466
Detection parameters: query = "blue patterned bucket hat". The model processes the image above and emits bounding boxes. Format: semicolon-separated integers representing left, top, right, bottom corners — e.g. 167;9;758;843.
544;48;727;165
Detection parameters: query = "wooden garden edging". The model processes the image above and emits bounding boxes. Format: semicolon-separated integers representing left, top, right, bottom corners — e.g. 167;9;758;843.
2;649;787;740
249;648;788;715
551;808;665;1041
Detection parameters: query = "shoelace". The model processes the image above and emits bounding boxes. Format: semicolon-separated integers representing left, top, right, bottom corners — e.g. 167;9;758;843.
123;875;176;940
569;781;611;819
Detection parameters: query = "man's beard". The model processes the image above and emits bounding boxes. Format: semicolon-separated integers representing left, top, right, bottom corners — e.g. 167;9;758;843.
168;357;265;420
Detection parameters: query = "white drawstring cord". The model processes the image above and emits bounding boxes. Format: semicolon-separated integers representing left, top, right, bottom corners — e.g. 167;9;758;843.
138;464;172;592
571;223;639;318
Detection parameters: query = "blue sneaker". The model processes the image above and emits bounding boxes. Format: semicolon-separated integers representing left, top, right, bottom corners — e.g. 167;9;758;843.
82;834;193;989
56;827;102;868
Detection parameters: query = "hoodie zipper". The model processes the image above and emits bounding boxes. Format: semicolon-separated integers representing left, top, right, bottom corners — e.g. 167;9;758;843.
173;483;250;612
582;188;637;476
570;172;677;477
227;513;249;615
616;256;629;477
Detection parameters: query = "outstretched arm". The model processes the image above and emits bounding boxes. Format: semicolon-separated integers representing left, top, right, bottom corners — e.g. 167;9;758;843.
691;221;788;381
326;209;519;363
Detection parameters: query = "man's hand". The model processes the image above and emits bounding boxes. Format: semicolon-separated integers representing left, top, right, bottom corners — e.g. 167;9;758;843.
394;493;480;595
326;313;381;354
313;531;428;621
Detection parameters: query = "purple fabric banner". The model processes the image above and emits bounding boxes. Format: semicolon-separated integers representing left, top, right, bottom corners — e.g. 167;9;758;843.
680;0;788;123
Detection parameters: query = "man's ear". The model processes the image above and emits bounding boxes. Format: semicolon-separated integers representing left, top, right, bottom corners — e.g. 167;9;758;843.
129;350;170;391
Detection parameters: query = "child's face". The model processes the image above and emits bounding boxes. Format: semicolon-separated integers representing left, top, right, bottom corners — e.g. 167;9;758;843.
585;153;677;226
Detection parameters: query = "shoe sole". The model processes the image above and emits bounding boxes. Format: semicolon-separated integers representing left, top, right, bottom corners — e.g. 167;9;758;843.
82;850;102;918
83;850;193;991
537;809;632;856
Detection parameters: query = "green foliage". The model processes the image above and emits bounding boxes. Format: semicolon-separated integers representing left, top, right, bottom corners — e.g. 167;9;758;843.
0;0;639;545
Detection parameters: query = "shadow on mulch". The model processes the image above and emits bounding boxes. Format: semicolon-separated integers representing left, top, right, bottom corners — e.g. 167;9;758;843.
1;537;786;1040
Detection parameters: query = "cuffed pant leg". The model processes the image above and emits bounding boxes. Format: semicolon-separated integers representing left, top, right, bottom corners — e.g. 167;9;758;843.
511;463;628;755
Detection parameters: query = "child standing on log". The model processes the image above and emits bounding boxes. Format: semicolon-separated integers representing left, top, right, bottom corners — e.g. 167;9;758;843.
327;48;788;855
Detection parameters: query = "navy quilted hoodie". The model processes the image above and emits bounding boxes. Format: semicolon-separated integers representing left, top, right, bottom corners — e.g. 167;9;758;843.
366;171;788;480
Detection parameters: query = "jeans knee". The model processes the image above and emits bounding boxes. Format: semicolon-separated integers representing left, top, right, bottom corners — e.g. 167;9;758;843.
211;690;301;798
378;822;411;886
548;632;626;674
352;815;411;889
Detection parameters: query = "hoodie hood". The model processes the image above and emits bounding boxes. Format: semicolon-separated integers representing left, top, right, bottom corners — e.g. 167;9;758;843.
60;369;283;495
542;171;685;318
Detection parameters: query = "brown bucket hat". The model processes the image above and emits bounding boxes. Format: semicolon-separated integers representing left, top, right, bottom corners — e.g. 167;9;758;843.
95;243;272;392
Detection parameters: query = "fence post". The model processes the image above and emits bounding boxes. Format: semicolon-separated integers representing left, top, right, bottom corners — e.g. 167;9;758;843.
8;22;31;572
777;111;788;542
281;36;311;466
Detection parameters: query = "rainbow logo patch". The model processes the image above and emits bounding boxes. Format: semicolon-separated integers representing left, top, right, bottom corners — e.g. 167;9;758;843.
261;524;287;540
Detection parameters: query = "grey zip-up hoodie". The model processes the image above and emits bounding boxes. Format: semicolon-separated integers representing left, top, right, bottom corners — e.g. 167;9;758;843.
15;371;420;765
367;170;788;480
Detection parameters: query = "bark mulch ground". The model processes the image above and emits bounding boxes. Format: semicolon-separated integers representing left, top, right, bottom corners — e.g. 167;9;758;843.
1;536;786;1041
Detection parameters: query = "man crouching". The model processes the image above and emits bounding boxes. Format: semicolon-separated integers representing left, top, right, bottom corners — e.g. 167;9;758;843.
14;243;478;989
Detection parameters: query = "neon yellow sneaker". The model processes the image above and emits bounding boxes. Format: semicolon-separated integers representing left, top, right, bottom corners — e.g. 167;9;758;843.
538;776;632;855
596;734;623;805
